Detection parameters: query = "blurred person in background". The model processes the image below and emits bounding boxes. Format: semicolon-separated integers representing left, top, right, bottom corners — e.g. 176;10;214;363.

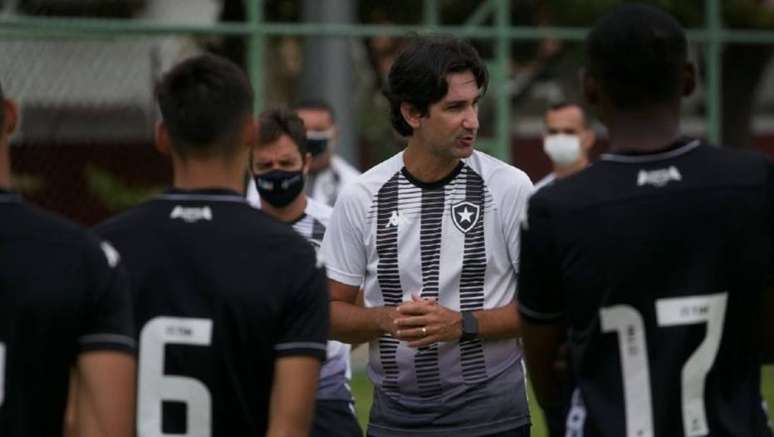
246;108;361;437
534;102;595;191
520;4;774;436
96;54;329;437
0;82;136;437
293;99;361;206
322;35;533;436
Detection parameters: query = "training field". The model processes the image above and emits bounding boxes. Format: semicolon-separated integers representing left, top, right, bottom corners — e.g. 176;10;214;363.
351;366;774;436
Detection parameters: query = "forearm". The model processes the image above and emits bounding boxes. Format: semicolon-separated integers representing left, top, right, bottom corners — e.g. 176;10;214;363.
330;301;394;344
474;302;521;339
522;320;566;408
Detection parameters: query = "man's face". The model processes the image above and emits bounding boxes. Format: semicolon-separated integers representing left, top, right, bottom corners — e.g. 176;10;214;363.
413;71;481;160
296;108;335;171
251;134;307;175
544;106;593;150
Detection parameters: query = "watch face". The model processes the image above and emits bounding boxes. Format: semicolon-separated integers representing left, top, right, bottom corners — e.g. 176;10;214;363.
462;311;478;337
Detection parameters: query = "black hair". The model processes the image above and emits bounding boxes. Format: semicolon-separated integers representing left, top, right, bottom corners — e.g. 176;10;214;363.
155;53;254;158
547;102;591;128
384;34;488;137
291;98;336;124
586;4;688;110
257;108;307;156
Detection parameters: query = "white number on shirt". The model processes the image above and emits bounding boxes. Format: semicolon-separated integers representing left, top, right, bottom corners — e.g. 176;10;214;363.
138;317;213;437
601;292;728;437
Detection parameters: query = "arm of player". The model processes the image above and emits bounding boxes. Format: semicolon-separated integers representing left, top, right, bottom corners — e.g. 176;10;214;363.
393;295;520;348
265;356;321;437
72;351;136;437
329;279;401;344
521;319;567;408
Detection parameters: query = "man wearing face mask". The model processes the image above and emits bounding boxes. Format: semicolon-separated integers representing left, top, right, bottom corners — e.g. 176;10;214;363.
292;99;361;207
246;108;361;437
534;102;596;191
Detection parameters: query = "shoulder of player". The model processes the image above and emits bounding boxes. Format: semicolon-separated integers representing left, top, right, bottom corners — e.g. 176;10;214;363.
94;198;162;239
699;144;771;179
465;149;533;191
13;201;97;247
330;155;362;180
304;197;332;222
336;152;404;204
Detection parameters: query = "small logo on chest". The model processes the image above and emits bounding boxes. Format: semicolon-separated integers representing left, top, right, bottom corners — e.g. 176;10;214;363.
451;201;480;233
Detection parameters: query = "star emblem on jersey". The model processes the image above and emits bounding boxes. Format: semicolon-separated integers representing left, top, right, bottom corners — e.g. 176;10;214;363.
451;201;480;234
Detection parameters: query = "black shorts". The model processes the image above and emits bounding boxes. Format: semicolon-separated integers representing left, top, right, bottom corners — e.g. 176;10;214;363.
311;399;362;437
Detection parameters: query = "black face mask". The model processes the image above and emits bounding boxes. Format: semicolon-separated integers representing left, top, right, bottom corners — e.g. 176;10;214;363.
305;131;332;157
254;170;305;208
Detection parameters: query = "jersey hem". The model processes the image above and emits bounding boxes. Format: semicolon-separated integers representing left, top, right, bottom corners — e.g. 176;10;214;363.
366;415;530;436
518;303;564;323
325;266;363;287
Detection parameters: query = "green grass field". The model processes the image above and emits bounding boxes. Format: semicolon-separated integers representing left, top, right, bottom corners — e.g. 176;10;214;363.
351;366;774;436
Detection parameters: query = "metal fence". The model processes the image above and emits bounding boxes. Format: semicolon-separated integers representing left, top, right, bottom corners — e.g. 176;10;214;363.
1;0;773;161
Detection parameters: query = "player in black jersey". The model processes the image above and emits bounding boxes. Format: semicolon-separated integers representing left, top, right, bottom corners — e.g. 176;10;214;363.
96;54;329;437
0;83;136;436
519;4;774;437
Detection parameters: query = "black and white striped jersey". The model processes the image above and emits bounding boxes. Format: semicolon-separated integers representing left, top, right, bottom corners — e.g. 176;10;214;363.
0;190;135;436
321;150;533;426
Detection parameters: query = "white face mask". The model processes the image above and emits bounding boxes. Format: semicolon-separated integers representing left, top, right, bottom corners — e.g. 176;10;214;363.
543;134;581;167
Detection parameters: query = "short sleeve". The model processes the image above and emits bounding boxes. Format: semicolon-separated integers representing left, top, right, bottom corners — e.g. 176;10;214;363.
79;238;137;354
490;167;534;277
320;183;368;286
274;243;330;361
518;194;564;323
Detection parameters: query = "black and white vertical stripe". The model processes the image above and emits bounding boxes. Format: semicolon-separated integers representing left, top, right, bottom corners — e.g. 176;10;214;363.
292;215;326;245
458;167;488;384
375;172;402;393
414;186;445;397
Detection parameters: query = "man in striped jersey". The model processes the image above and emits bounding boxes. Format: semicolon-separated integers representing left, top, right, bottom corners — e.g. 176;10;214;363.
321;35;534;436
247;108;361;437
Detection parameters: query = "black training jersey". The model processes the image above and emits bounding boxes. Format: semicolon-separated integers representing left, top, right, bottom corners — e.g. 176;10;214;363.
519;140;774;437
0;191;135;436
95;188;329;437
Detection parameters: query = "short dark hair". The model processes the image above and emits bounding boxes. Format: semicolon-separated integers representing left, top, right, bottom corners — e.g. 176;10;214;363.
547;102;591;128
384;35;488;137
257;108;307;156
291;99;336;124
586;4;687;110
155;54;254;158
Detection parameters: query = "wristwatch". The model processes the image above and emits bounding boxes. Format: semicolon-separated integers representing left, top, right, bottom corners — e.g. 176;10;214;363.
460;311;479;341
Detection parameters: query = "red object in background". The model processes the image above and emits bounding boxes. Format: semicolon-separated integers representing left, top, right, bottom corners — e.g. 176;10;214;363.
10;143;171;226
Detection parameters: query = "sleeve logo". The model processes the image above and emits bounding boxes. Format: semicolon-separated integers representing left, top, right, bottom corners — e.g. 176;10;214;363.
100;241;121;268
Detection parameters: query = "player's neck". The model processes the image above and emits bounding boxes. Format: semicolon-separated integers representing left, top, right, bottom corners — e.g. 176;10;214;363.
403;140;460;184
554;156;589;179
172;158;246;194
606;110;681;154
261;194;307;223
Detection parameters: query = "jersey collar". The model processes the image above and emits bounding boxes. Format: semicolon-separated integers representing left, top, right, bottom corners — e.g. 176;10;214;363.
600;138;701;164
156;188;247;203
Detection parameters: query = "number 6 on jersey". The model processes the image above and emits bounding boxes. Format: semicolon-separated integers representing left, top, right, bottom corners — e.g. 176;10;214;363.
139;317;213;437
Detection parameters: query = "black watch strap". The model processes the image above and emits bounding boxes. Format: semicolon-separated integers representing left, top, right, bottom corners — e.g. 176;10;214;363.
461;311;479;341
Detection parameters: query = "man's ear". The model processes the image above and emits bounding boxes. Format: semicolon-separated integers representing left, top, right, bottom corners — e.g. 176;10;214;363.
582;128;596;151
154;122;171;156
2;99;18;137
244;116;258;148
400;102;422;130
682;63;696;97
